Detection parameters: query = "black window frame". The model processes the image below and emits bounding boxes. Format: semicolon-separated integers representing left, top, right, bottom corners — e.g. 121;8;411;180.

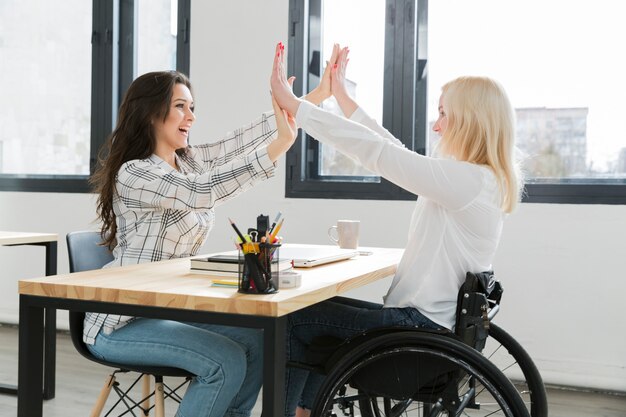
286;0;427;201
286;0;626;205
523;180;626;204
0;0;191;193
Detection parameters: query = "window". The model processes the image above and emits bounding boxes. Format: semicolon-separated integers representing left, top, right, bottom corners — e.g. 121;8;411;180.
428;0;626;204
288;0;626;204
316;0;384;178
286;0;427;200
136;0;179;76
0;0;92;191
0;0;190;193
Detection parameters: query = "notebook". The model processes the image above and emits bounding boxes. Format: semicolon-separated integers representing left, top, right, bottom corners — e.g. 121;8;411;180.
279;244;359;268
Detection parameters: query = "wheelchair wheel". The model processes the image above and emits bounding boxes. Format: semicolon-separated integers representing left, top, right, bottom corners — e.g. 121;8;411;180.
484;323;548;417
311;331;529;417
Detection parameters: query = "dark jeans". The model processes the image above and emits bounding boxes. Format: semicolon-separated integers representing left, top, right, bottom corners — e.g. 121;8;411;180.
285;296;440;417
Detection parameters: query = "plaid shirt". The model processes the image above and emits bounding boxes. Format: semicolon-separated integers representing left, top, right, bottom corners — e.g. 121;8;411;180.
84;112;277;344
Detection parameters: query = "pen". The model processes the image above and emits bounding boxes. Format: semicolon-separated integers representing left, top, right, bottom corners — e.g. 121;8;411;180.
268;212;282;235
228;218;247;244
269;218;284;242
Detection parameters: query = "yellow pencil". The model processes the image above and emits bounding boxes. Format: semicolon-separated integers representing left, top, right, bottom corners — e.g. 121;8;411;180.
269;218;284;242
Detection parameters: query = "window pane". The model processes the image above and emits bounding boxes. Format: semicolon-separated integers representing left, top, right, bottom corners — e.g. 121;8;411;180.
136;0;178;77
316;0;385;177
0;0;92;175
428;0;626;182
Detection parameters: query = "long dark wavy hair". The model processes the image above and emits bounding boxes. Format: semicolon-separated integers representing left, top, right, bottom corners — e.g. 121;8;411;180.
90;70;193;249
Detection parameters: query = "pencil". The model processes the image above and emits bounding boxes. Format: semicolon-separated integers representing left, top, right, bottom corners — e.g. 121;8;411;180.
269;218;284;242
268;211;282;234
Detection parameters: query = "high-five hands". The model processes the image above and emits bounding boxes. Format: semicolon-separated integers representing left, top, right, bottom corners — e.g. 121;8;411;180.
330;45;358;117
305;43;341;105
270;42;301;118
267;42;299;163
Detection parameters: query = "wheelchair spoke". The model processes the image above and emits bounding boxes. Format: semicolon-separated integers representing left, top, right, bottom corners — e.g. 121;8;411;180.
312;333;530;417
484;343;504;361
484;324;548;416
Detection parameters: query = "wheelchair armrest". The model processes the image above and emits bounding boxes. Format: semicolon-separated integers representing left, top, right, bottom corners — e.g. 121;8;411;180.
487;303;500;321
454;271;505;351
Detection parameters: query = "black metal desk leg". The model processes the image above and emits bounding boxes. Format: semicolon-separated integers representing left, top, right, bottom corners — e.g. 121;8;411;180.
261;316;287;417
18;295;45;417
43;241;57;400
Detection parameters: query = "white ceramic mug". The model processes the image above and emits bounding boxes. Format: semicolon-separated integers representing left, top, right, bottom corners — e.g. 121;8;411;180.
328;220;360;249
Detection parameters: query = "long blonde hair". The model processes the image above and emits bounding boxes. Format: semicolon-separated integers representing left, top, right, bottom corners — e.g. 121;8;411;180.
437;76;522;213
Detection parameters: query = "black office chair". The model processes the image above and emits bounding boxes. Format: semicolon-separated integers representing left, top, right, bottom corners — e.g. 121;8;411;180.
67;231;193;417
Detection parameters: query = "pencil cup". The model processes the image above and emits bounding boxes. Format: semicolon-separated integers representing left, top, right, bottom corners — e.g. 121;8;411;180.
238;242;280;294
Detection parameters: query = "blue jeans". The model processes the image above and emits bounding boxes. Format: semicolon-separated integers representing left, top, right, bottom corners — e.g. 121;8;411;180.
87;318;262;417
285;297;441;417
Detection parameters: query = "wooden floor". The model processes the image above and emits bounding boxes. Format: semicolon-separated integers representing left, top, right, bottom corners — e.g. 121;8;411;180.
1;324;625;417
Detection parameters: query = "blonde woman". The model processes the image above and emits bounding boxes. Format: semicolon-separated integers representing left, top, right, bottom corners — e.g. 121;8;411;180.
269;43;522;417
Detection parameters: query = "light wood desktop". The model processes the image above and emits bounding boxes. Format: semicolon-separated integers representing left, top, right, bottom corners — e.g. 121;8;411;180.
0;231;57;246
0;231;58;400
17;246;403;417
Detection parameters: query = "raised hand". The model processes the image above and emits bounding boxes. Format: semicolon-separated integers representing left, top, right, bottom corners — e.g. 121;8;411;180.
272;88;297;144
330;46;349;98
305;43;340;105
267;59;299;163
330;46;358;118
270;42;301;117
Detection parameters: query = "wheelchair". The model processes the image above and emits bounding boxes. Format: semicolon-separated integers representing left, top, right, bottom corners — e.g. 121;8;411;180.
290;272;547;417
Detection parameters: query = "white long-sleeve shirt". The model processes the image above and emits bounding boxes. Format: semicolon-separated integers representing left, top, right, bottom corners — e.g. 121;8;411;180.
296;101;504;329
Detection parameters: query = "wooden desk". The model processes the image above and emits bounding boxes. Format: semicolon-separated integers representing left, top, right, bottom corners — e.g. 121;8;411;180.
0;231;57;400
17;246;402;417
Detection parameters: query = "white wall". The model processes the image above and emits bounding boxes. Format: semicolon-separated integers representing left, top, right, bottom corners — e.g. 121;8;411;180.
1;0;624;393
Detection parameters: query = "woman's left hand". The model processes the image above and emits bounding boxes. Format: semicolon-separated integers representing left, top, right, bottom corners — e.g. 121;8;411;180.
270;42;301;117
272;87;297;143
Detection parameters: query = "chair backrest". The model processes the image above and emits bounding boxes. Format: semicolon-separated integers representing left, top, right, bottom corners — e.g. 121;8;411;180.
455;271;503;351
67;231;114;274
66;231;114;362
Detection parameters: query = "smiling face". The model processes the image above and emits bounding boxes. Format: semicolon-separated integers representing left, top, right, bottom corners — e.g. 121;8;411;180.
153;82;196;154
